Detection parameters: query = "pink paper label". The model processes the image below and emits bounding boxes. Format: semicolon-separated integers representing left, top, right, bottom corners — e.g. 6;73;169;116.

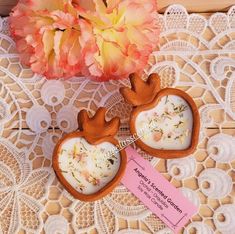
121;147;197;233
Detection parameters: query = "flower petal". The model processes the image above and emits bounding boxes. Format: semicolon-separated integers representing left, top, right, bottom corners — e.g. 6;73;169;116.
42;30;55;59
79;0;160;81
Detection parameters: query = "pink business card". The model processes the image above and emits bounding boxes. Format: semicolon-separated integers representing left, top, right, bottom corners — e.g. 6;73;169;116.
121;147;197;233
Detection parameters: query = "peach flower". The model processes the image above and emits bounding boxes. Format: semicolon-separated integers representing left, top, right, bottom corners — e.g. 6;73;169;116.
10;0;88;78
10;0;160;80
76;0;160;81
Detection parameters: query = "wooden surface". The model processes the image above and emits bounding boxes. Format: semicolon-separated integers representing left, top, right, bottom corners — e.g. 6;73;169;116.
0;0;235;16
157;0;234;13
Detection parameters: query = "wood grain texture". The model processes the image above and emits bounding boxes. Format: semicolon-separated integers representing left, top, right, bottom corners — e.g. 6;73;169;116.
0;0;17;16
157;0;234;13
0;0;235;16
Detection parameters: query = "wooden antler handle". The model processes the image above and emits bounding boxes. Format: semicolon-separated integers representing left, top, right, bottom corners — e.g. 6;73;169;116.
120;73;161;106
77;109;89;131
77;107;120;140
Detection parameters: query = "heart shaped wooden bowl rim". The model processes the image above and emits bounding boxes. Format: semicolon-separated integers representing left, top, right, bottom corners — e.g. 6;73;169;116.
129;88;200;159
53;132;127;202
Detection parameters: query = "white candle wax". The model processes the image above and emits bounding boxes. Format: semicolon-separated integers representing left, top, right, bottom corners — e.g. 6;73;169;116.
135;95;193;150
58;137;120;195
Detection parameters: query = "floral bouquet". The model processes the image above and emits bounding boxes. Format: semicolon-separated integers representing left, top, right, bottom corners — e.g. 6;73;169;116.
10;0;159;81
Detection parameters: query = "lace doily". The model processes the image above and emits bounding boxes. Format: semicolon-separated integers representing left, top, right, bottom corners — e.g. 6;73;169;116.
0;4;235;234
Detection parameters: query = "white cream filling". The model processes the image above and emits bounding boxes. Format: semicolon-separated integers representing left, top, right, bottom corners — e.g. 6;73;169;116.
135;95;193;150
58;137;120;195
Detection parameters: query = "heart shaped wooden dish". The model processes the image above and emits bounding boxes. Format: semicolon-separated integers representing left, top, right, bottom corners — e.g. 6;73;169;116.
53;107;127;202
120;73;200;159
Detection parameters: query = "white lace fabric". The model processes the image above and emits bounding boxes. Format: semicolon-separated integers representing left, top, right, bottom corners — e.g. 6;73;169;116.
0;4;234;234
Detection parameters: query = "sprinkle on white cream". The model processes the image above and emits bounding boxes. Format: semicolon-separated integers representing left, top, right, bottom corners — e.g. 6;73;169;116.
135;95;193;150
58;137;120;195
